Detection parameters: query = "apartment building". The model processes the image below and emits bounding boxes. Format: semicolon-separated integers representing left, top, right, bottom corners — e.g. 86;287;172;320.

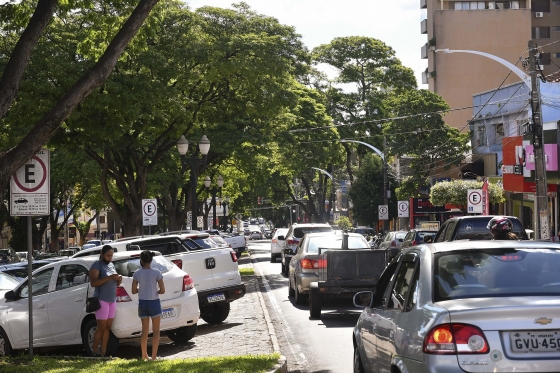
421;0;560;131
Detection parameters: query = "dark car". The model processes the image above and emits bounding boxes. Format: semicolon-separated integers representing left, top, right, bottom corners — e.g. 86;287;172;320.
433;215;528;242
400;229;439;252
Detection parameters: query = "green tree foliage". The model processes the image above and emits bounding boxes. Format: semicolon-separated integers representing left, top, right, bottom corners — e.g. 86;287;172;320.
334;216;352;230
430;180;505;213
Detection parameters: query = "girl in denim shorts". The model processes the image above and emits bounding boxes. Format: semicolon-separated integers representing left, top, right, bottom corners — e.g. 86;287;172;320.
132;251;166;360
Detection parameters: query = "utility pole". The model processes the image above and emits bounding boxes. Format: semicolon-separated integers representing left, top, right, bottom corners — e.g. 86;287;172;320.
528;40;549;240
383;135;388;232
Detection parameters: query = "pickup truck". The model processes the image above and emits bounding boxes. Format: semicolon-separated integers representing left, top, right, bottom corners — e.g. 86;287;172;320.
223;234;247;254
110;232;245;324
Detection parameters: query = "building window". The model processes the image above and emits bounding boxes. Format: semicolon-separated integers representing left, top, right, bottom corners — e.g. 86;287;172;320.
100;216;106;224
456;1;486;9
555;53;560;58
476;126;487;146
553;0;560;5
532;27;551;39
553;26;560;32
539;53;551;65
496;123;504;137
532;0;551;12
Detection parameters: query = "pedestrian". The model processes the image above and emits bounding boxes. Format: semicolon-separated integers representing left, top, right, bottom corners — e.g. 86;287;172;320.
487;216;518;240
132;250;165;360
89;245;122;357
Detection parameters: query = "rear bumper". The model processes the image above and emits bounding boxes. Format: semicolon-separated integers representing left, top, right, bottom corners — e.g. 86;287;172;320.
197;283;246;307
296;272;318;293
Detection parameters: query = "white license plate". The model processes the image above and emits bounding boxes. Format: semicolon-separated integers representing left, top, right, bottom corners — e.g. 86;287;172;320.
162;307;176;319
207;293;226;303
510;331;560;352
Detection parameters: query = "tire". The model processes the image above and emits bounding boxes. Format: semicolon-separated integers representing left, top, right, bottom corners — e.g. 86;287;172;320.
294;279;307;305
82;318;119;357
166;324;197;343
353;345;366;373
288;278;295;297
270;254;276;263
309;283;322;318
201;302;230;324
0;328;13;357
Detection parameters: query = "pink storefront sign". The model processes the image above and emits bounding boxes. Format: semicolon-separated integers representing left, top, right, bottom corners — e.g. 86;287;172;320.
524;144;558;171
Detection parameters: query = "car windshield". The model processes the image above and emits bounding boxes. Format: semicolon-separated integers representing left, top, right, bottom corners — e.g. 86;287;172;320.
395;232;407;240
293;227;333;239
454;218;526;240
113;256;173;277
307;236;369;253
211;236;226;245
434;248;560;302
0;272;20;290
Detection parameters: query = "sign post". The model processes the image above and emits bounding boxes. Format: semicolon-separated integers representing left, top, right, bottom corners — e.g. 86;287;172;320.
142;199;158;235
10;149;51;360
467;189;483;214
378;205;389;221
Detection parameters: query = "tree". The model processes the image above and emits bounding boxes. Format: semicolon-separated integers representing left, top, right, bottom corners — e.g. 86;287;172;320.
0;0;162;201
334;216;352;230
430;180;505;214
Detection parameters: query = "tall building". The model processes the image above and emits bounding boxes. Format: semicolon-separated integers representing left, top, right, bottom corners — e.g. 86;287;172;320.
421;0;560;131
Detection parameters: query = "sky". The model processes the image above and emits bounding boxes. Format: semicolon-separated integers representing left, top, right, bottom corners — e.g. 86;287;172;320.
186;0;428;87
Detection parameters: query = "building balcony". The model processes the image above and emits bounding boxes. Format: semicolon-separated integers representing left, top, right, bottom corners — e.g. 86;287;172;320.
421;43;428;59
421;18;427;34
422;69;428;84
420;0;427;9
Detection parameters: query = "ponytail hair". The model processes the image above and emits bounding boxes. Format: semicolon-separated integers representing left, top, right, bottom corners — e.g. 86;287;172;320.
140;250;155;264
99;245;114;260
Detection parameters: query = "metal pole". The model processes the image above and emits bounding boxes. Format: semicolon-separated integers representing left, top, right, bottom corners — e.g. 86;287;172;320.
63;198;68;249
528;40;549;240
383;135;389;232
27;216;33;359
211;189;217;229
187;157;200;231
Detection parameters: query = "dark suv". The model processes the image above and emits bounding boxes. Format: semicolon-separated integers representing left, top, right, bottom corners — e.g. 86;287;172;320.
433;215;528;242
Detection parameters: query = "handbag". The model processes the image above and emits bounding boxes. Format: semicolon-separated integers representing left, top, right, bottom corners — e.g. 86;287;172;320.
86;284;101;313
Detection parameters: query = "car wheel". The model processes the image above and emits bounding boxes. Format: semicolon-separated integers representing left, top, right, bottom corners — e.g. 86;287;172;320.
0;328;13;357
353;345;366;373
288;277;295;297
166;324;197;343
201;302;230;324
309;283;321;318
294;279;307;305
82;318;119;357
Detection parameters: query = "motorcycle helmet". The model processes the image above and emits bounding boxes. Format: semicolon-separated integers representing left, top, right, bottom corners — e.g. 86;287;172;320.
487;216;513;235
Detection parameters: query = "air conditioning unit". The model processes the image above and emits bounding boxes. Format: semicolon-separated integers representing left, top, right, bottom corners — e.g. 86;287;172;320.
535;12;544;18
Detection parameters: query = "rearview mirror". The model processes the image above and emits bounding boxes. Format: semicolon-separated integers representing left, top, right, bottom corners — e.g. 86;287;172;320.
353;291;374;308
4;290;16;301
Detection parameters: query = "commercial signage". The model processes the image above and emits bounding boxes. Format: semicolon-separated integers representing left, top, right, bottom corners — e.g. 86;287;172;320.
10;149;50;216
142;199;158;226
419;221;439;231
412;198;446;214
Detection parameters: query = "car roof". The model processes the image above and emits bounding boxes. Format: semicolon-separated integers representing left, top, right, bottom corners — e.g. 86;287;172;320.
416;240;560;254
304;232;362;238
291;223;332;227
446;215;519;221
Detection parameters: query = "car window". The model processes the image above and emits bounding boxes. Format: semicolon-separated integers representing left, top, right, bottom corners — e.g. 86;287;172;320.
113;256;173;277
434;248;560;302
275;229;288;239
293;227;332;238
395;232;407;240
55;264;89;291
192;237;218;249
307;236;369;253
388;261;417;311
182;239;202;250
434;222;447;242
443;221;457;241
0;272;19;290
455;219;493;240
20;268;54;298
405;268;420;312
132;241;183;255
373;262;399;308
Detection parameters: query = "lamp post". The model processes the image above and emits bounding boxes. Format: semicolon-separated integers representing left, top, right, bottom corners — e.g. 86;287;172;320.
177;135;211;230
220;196;231;231
204;175;224;230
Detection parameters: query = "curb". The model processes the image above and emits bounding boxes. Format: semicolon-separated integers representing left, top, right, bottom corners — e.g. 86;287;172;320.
246;249;288;373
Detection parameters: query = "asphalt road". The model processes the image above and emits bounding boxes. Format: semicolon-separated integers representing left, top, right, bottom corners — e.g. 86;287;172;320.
247;240;360;373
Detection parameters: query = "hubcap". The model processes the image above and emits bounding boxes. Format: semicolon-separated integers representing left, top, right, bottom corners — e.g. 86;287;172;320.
0;335;5;356
88;326;102;353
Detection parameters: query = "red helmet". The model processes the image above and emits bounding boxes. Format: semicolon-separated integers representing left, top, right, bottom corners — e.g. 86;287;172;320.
487;216;513;234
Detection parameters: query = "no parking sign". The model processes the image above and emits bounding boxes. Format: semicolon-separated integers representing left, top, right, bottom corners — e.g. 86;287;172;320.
378;205;388;220
397;201;409;217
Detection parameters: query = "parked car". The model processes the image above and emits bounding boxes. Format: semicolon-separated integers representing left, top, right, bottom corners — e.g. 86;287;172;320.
397;229;439;259
0;260;58;281
287;232;370;305
377;231;408;260
16;252;28;262
279;223;333;276
352;227;375;238
249;231;263;240
433;215;528;242
270;228;289;263
209;235;230;249
243;228;251;236
0;250;200;357
0;248;20;264
352;240;560;373
58;248;78;258
223;233;246;255
109;232;245;324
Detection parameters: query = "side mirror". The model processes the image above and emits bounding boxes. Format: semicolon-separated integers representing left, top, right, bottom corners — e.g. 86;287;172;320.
277;236;285;241
4;290;16;301
353;291;374;308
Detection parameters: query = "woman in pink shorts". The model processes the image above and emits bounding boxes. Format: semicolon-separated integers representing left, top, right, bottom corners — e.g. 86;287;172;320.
89;245;122;357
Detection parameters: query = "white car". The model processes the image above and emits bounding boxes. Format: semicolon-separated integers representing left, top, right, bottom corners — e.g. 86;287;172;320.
270;228;288;262
0;251;200;357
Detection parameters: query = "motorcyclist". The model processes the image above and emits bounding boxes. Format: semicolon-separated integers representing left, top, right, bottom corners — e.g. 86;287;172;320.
487;216;518;240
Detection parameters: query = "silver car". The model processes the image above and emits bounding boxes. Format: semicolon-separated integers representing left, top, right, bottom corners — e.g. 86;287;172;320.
288;232;370;304
352;240;560;373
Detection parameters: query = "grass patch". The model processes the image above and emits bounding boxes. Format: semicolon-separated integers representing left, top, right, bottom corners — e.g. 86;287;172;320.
0;353;280;373
239;267;255;276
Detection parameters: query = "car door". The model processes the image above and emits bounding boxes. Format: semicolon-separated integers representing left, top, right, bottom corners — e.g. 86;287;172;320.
8;267;55;348
374;254;419;373
47;263;89;342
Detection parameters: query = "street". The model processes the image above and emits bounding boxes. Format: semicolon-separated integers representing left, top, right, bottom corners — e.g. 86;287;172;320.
246;240;359;373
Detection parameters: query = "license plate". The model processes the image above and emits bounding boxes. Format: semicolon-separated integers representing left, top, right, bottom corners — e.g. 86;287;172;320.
510;331;560;352
207;293;226;303
161;307;176;319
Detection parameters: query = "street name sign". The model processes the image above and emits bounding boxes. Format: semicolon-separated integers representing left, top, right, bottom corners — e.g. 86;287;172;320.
467;189;483;213
397;201;409;218
378;205;388;220
142;199;158;226
10;149;50;216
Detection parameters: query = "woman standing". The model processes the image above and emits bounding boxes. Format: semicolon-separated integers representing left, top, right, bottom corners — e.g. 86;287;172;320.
132;250;165;360
89;245;122;357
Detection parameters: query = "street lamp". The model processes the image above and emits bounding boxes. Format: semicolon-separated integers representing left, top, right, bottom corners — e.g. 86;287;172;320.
204;175;224;230
177;135;211;230
219;196;231;231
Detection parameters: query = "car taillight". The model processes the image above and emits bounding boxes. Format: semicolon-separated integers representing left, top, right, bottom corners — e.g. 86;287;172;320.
230;251;238;262
411;240;417;246
391;240;396;247
116;287;132;302
272;239;277;244
423;324;489;354
300;258;319;269
318;258;327;269
171;259;182;269
287;239;298;246
183;274;194;291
